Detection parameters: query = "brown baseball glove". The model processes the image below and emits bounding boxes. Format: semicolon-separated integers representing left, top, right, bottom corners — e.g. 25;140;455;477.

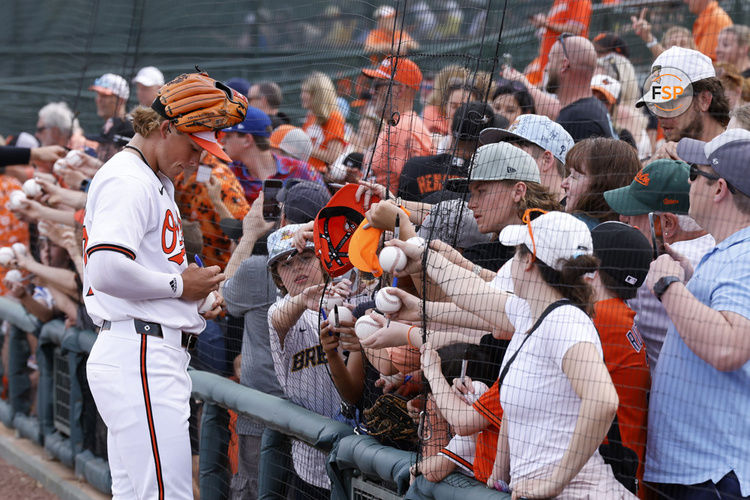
151;72;247;133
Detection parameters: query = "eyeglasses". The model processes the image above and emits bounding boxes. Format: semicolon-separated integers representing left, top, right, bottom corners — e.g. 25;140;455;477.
522;208;548;262
689;163;737;194
557;32;574;60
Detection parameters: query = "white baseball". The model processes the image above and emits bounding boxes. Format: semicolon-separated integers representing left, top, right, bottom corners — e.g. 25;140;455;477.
379;246;407;274
322;294;345;314
463;380;488;405
8;190;26;209
198;291;218;313
354;314;382;339
0;247;14;266
375;287;402;313
11;243;27;256
406;236;426;249
4;269;23;283
333;305;354;325
53;159;67;174
22;179;42;198
65;150;83;168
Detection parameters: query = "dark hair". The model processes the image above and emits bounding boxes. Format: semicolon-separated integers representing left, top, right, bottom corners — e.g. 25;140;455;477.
252;133;271;151
492;79;536;115
518;245;598;315
691;77;730;127
566;138;640;222
436;343;496;387
257;81;283;108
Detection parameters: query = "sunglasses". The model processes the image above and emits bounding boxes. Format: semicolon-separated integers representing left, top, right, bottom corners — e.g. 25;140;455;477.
689;164;737;194
522;208;548;263
557;32;574;60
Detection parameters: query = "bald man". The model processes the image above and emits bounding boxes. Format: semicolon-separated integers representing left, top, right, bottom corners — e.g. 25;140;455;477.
549;35;615;141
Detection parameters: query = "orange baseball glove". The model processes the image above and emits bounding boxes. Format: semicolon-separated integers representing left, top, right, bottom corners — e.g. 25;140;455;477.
152;72;248;133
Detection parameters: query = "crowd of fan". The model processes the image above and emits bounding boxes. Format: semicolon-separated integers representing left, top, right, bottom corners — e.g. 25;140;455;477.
2;1;750;499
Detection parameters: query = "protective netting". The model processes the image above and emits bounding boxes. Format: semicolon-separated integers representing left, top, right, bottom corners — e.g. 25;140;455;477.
2;0;750;499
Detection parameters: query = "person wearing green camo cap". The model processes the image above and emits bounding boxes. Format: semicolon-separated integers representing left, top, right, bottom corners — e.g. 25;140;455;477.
603;158;715;369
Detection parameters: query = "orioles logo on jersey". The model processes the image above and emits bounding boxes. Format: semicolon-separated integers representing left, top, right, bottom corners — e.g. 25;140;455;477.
161;210;186;265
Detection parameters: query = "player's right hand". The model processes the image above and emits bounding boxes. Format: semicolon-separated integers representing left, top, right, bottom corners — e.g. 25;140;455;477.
180;263;224;301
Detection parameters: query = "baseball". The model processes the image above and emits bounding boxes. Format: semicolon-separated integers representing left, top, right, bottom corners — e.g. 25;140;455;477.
11;243;27;256
354;314;383;340
0;247;14;266
65;150;83;168
322;294;345;314
53;159;67;174
4;269;23;283
8;190;26;209
333;305;354;325
375;287;402;313
463;380;488;405
198;291;218;313
22;179;42;198
379;246;407;274
406;236;427;249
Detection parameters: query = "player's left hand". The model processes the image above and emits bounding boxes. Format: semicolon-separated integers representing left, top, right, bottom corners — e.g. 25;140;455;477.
200;291;225;320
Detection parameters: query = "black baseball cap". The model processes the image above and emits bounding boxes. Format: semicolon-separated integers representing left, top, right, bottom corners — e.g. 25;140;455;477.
451;102;495;142
341;152;364;171
591;221;652;293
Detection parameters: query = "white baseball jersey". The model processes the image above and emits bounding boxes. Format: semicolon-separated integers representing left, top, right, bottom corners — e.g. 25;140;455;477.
268;298;342;489
82;150;205;333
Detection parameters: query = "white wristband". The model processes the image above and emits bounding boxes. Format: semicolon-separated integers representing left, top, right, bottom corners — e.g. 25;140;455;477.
646;38;658;48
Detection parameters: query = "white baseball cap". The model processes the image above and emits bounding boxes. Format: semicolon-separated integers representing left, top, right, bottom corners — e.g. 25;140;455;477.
90;73;130;100
479;114;574;164
132;66;165;87
374;5;396;18
636;47;714;108
499;211;593;271
591;74;621;105
270;126;312;163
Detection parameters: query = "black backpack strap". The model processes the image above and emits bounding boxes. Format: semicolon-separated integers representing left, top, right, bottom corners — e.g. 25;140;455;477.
496;299;571;390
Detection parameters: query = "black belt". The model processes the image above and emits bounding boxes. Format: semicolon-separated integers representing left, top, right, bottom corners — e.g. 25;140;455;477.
100;320;198;350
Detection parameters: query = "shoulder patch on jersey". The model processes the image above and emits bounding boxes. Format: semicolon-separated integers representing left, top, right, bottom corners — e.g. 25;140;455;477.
625;326;644;353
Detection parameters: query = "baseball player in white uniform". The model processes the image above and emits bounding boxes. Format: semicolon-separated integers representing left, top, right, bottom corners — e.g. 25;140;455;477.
84;72;247;499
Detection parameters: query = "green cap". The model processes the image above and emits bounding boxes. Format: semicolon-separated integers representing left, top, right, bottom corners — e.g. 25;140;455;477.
445;142;540;192
603;159;691;216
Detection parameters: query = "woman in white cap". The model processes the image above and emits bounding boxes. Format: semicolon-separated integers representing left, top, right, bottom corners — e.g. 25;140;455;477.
374;211;633;499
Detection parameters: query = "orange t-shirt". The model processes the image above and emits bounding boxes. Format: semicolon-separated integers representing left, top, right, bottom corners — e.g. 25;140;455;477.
302;110;346;172
693;1;733;61
174;159;250;269
525;0;592;87
364;29;415;64
366;110;432;195
594;298;650;491
472;380;503;484
0;176;30;294
422;104;450;135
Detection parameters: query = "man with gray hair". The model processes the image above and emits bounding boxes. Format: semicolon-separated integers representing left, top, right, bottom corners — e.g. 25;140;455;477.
36;102;74;148
603;159;714;369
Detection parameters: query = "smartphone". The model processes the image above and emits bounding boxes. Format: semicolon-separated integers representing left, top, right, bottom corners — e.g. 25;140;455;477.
502;53;513;69
262;179;283;221
649;212;664;259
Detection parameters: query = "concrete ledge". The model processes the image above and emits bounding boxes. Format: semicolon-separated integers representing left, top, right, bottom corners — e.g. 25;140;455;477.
0;423;109;500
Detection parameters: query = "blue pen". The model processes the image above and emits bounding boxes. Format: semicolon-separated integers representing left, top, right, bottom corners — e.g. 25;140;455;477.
194;255;204;267
404;375;412;383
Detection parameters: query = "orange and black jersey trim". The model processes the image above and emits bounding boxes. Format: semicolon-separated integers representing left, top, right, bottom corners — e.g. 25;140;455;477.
86;243;136;260
440;448;473;472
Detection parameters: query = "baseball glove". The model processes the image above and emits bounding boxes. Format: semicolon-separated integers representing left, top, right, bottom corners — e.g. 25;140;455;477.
152;72;247;133
363;393;419;451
